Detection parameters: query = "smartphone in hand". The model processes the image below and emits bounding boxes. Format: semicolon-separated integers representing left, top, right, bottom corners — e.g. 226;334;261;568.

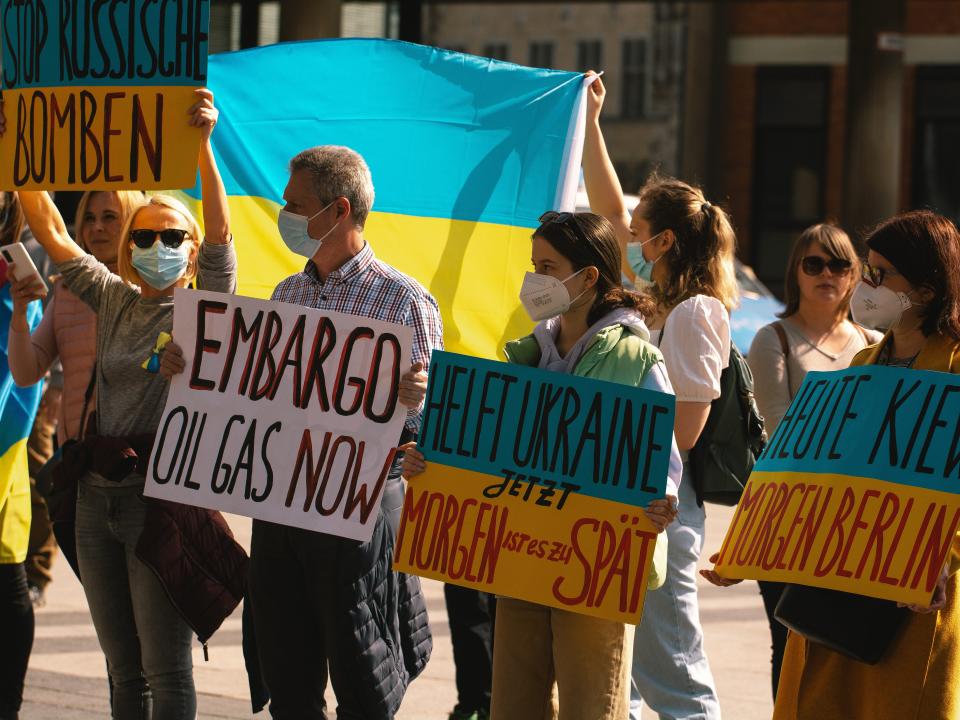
1;242;48;292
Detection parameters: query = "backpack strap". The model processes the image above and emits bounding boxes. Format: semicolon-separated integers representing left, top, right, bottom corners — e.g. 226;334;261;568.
78;365;96;441
854;323;870;345
773;322;792;390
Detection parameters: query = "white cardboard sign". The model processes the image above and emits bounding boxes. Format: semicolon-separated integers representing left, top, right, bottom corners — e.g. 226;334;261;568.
144;289;413;541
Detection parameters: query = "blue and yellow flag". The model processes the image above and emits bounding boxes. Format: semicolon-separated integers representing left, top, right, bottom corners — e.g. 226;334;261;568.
0;288;42;563
187;38;586;359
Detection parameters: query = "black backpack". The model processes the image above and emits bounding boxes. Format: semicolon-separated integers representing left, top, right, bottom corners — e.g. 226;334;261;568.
687;343;766;506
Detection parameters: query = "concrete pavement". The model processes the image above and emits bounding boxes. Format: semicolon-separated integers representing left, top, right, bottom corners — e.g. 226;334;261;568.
22;505;774;719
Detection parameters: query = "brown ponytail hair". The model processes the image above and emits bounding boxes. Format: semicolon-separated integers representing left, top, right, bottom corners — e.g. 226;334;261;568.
637;173;738;311
534;211;655;324
0;193;25;248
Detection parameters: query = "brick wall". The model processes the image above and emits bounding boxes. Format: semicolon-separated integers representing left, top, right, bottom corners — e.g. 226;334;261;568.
908;1;960;33
900;66;916;214
728;1;848;35
825;66;847;224
722;66;758;261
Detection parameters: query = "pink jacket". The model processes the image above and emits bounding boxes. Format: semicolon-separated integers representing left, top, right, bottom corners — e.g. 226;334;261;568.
9;280;97;444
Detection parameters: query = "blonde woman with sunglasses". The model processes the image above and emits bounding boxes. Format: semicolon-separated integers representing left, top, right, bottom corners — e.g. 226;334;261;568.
739;224;880;699
2;89;240;720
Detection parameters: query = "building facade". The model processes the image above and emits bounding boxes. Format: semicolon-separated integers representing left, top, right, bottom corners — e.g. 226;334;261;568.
698;0;960;292
208;0;960;293
420;2;688;191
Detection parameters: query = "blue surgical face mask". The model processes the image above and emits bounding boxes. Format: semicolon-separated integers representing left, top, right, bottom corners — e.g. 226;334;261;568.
626;230;666;283
131;242;191;290
277;199;339;258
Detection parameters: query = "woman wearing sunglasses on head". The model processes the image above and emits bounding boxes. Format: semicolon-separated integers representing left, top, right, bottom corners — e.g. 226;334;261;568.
2;89;240;720
403;210;682;720
742;224;880;699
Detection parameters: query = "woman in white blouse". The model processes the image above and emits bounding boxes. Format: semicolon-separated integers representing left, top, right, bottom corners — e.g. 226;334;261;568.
583;72;734;720
743;224;880;698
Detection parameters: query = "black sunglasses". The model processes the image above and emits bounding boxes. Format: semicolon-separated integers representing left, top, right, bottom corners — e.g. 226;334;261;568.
539;210;590;245
130;228;191;249
800;255;851;277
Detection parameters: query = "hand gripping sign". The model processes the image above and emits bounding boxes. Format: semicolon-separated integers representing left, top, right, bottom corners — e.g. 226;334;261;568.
715;366;960;606
393;351;676;624
145;289;413;541
0;0;209;189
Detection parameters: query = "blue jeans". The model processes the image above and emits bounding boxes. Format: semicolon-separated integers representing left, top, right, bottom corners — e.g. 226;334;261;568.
76;481;196;720
631;474;721;720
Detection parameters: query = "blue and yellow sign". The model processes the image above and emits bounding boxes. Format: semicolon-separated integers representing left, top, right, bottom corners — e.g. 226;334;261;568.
394;351;675;623
715;366;960;605
0;0;209;189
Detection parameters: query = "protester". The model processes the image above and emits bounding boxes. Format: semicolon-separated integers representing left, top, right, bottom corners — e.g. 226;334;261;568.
9;190;145;582
3;89;246;720
702;210;960;716
767;210;960;719
444;585;496;720
403;209;681;720
1;191;58;605
0;191;39;720
744;223;880;698
582;71;733;720
162;144;441;719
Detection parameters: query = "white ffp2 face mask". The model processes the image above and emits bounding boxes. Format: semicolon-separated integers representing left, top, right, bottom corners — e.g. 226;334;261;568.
850;282;913;330
518;268;588;322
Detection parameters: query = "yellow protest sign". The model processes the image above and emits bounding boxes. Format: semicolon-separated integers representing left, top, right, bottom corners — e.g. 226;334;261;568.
0;1;208;190
715;367;960;606
393;351;676;623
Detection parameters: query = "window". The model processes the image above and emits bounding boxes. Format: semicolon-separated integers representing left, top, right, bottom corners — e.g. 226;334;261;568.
621;39;647;119
208;2;242;52
913;66;960;225
483;43;509;62
577;40;602;72
207;0;279;50
341;2;387;39
752;67;830;293
529;41;554;69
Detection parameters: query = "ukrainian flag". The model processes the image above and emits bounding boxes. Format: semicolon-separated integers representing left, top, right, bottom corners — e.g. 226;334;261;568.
0;288;42;563
186;38;586;359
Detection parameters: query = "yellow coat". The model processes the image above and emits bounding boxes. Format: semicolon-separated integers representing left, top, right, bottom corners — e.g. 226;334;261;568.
774;332;960;720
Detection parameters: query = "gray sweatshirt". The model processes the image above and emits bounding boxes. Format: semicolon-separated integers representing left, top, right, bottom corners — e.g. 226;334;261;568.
58;243;237;486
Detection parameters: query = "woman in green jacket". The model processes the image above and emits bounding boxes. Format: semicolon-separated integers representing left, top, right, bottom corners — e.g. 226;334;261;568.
404;210;682;720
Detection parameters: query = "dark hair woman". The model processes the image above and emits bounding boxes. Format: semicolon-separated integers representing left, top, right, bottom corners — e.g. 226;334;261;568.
403;210;682;719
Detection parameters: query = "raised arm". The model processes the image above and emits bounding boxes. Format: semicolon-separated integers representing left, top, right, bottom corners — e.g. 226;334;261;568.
192;88;231;246
581;72;634;280
0;102;82;263
17;191;85;264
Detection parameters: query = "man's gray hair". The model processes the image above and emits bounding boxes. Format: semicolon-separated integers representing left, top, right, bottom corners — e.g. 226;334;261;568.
289;146;375;228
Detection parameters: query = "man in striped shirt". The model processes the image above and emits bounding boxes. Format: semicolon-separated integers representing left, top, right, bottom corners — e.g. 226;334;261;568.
256;146;442;718
165;145;442;718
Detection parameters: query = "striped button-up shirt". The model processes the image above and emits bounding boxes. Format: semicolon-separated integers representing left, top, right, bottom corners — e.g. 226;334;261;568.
271;243;444;432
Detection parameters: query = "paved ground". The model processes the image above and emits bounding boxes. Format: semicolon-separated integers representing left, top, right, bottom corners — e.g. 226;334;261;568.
22;505;774;719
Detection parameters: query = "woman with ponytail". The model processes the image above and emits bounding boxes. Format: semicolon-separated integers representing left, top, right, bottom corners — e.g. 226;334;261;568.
403;210;682;719
583;72;737;720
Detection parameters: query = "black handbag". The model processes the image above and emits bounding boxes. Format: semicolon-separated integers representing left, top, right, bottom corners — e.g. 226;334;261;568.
34;367;96;520
774;583;909;665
